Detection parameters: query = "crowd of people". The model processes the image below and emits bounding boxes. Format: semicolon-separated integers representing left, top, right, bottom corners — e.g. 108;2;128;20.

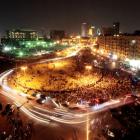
0;102;33;140
45;69;131;106
7;56;136;107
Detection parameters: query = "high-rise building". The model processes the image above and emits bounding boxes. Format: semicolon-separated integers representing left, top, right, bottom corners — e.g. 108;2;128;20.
81;23;89;38
113;22;120;35
88;26;95;37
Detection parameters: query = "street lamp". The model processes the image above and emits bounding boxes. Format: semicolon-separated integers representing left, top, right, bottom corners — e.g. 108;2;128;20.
20;66;27;71
56;52;61;56
20;66;28;75
85;65;92;71
112;54;118;60
111;62;116;69
19;51;24;57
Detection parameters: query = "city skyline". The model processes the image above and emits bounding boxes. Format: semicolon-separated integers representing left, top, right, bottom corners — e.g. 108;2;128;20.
0;0;140;34
0;1;140;139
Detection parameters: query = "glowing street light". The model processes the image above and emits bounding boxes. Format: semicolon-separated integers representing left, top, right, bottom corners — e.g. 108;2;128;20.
93;48;96;52
100;49;104;55
112;54;118;60
20;66;27;71
20;66;28;76
111;61;116;68
19;51;24;57
76;35;81;39
85;65;92;71
27;42;31;46
49;43;53;46
125;58;129;62
56;52;61;56
56;40;60;44
3;46;12;52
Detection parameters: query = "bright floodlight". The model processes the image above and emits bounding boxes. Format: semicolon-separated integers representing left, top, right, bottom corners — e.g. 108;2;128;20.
27;42;31;45
131;40;136;44
93;48;96;52
20;66;27;71
85;65;92;71
125;58;129;61
111;62;116;69
19;51;24;56
37;42;40;45
100;49;104;54
53;42;57;45
112;54;118;60
56;41;60;44
56;52;61;56
76;35;81;39
3;46;11;52
129;60;140;69
49;43;53;46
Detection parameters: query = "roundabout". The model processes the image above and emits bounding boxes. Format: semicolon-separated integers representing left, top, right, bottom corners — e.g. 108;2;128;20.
0;49;136;125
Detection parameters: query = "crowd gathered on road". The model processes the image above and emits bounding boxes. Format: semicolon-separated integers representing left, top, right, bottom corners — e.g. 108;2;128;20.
7;55;136;107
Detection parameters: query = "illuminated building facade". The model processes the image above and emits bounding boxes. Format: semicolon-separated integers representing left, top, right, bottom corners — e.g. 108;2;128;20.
81;23;89;38
97;35;140;59
7;29;38;40
88;26;95;37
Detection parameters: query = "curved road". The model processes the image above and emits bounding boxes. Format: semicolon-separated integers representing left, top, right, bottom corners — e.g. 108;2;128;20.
0;48;136;125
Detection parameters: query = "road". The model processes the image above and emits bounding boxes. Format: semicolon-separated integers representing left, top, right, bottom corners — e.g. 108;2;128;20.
0;46;138;140
0;68;135;125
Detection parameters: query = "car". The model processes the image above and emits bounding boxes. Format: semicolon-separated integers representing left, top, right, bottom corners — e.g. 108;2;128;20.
5;103;11;113
40;94;46;99
36;98;46;104
36;93;41;99
107;130;115;137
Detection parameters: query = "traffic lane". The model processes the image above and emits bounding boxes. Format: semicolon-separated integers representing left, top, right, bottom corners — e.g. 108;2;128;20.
0;90;86;140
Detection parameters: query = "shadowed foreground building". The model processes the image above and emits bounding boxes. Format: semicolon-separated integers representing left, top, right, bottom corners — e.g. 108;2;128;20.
50;30;65;40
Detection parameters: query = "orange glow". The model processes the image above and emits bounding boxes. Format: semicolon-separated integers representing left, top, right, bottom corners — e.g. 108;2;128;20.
85;65;92;71
20;66;27;71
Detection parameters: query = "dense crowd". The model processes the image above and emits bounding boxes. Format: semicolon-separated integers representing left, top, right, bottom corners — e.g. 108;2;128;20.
46;69;131;106
7;56;136;107
8;59;101;91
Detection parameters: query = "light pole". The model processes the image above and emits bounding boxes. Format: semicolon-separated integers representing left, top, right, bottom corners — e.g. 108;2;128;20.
85;65;92;71
20;66;28;75
85;65;92;75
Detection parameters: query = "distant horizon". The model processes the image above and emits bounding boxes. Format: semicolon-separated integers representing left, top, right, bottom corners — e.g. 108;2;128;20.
0;23;140;37
0;0;140;35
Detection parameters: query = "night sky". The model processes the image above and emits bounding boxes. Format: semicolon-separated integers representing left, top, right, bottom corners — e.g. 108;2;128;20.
0;0;140;35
